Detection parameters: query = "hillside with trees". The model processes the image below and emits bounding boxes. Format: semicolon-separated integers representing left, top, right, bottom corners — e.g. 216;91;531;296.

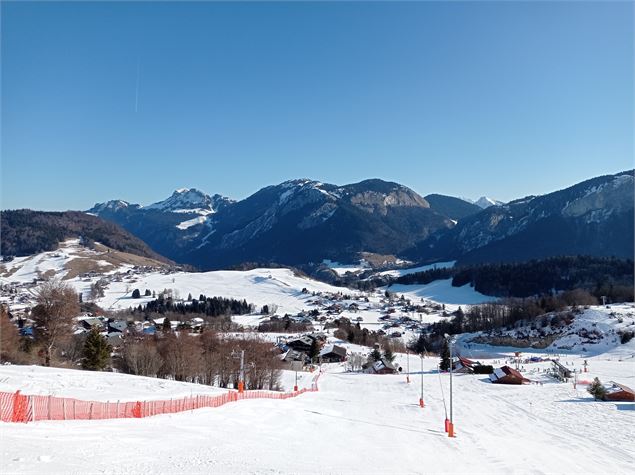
0;209;170;262
395;256;634;301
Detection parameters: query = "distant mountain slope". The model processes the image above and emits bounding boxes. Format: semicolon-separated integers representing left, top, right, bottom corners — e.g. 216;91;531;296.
424;194;482;221
473;196;504;208
88;189;233;261
0;209;171;263
408;170;635;265
185;179;453;268
90;179;454;269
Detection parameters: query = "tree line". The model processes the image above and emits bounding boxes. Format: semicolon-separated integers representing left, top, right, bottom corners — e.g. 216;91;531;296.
409;288;600;354
133;294;253;317
395;256;634;301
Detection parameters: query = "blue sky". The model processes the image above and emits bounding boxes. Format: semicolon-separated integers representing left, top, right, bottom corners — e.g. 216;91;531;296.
2;1;633;210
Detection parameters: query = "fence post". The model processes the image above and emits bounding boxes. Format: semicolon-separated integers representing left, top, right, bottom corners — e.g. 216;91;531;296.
116;400;120;418
89;402;93;420
62;398;66;421
47;395;51;421
72;399;76;419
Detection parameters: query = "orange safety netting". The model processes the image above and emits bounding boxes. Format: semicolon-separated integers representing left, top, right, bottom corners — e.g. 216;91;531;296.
0;373;320;423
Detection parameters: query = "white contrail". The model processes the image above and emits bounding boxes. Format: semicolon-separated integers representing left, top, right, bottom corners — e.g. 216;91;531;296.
134;60;140;113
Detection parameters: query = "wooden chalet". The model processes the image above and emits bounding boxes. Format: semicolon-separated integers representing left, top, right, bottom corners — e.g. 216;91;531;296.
319;345;347;363
489;366;530;385
604;382;635;402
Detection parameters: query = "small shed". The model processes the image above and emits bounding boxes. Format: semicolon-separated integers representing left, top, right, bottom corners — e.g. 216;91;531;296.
489;366;530;385
604;382;635;402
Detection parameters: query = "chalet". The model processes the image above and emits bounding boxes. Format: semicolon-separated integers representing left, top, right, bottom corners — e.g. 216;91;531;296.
106;333;123;348
604;382;635;402
281;349;309;364
307;332;327;342
107;320;128;333
364;357;399;375
319;345;347;363
80;317;105;331
287;336;314;352
453;356;477;374
489;366;530;385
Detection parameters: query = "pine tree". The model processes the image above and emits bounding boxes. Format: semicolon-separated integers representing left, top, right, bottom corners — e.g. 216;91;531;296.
162;317;171;333
308;338;320;362
440;339;451;371
383;347;395;363
132;289;141;299
144;289;151;296
369;348;382;362
81;328;111;371
587;377;606;401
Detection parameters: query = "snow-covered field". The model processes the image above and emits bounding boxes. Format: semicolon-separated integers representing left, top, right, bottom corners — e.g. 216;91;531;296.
0;365;227;402
389;278;494;307
1;340;633;474
92;268;354;315
379;260;456;278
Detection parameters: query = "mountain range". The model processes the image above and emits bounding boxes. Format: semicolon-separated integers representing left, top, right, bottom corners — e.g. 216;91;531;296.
81;170;634;270
2;171;631;271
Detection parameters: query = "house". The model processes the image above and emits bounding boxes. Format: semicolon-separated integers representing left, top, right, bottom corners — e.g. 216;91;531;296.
106;332;123;348
107;320;128;333
287;336;314;352
319;345;347;363
364;357;399;375
489;366;530;385
280;349;309;367
604;382;635;402
80;317;105;331
453;356;476;374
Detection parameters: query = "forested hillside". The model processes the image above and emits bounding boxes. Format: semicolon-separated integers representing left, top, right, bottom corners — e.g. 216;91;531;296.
1;209;170;262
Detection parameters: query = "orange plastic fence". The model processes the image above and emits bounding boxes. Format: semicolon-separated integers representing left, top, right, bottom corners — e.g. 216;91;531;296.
0;373;321;424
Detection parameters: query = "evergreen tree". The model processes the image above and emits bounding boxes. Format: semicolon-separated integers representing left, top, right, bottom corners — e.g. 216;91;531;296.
440;339;451;371
308;338;320;362
81;328;111;371
587;377;607;401
144;289;151;296
369;348;382;362
383;347;395;363
162;317;171;333
187;293;192;301
132;288;141;299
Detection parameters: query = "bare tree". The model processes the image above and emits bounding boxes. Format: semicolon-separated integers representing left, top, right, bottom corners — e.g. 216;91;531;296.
122;336;162;376
0;304;21;363
31;279;80;366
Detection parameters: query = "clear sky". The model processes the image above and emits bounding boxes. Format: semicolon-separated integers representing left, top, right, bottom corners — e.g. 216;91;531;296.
2;1;633;210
